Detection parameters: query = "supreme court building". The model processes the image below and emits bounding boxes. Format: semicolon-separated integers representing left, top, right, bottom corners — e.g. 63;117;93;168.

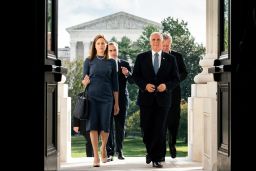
66;11;161;61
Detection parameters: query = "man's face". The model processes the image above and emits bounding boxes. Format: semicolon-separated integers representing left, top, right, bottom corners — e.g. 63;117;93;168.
108;44;118;59
162;38;171;53
150;33;162;52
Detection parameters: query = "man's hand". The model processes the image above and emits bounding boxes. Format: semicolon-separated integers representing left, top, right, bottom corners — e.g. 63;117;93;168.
146;84;156;93
157;84;167;92
121;66;129;76
73;127;79;133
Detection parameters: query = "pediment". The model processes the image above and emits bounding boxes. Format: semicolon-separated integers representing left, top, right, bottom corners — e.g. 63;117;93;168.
67;11;161;31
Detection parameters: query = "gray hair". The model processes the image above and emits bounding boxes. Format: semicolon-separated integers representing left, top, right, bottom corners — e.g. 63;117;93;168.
162;32;172;43
149;32;163;41
108;41;119;51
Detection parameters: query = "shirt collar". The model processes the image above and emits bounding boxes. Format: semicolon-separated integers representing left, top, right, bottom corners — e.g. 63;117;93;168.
110;57;118;62
152;50;162;57
110;57;119;72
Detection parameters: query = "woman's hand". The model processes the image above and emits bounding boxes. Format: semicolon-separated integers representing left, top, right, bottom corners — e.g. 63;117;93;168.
113;103;120;115
82;75;90;87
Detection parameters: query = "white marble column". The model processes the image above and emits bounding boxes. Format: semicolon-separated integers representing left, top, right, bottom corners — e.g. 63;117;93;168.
83;41;90;59
188;0;218;170
58;75;72;163
70;41;77;61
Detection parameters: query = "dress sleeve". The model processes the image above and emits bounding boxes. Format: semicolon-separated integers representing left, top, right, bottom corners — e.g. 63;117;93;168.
82;58;90;80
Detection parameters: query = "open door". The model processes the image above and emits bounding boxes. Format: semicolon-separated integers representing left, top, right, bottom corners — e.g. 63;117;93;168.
45;0;67;170
208;0;231;170
44;0;59;170
31;0;66;170
209;0;255;170
5;0;66;170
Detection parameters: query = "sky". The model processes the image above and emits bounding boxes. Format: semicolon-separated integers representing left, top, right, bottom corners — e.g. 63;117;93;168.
58;0;206;48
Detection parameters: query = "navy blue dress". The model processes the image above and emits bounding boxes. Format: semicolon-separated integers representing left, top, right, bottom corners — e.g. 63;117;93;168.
83;56;119;132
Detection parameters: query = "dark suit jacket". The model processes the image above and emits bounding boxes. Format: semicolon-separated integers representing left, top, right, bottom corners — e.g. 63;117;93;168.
117;59;133;110
170;51;187;82
132;51;180;107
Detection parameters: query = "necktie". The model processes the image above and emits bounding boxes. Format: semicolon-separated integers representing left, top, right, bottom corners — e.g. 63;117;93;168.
153;53;159;74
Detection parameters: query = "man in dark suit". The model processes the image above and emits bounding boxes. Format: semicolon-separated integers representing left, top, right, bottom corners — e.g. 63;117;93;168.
132;32;180;168
72;117;93;157
162;33;188;159
106;42;133;161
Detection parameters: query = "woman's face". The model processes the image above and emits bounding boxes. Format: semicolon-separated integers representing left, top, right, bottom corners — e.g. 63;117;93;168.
95;38;107;54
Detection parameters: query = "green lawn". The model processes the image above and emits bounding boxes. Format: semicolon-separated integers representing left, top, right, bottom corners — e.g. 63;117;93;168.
72;135;187;158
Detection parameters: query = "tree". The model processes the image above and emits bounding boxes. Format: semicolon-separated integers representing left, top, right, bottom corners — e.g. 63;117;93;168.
126;110;141;136
178;102;188;143
64;59;84;114
117;36;132;61
110;36;138;65
161;17;205;100
132;25;160;62
109;36;118;43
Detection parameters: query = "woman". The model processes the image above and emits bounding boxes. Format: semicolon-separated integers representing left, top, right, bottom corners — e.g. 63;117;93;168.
82;34;119;167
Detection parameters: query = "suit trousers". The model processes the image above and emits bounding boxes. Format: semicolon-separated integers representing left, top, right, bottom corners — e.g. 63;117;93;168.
162;86;181;157
107;105;127;156
140;99;169;162
80;119;93;157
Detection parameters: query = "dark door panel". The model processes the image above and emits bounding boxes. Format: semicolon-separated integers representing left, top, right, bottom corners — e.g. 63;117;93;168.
44;0;59;169
209;0;255;170
44;0;66;170
209;57;231;171
45;84;57;170
217;83;230;171
209;0;232;170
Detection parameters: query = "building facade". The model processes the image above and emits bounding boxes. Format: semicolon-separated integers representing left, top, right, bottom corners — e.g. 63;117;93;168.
66;11;161;61
58;46;70;62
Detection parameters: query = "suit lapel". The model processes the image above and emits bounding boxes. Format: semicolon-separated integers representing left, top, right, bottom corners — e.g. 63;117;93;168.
118;59;123;79
118;59;121;72
157;53;167;75
146;51;156;75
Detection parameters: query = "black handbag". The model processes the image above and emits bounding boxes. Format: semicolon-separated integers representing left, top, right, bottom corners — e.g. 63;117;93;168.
73;90;89;120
